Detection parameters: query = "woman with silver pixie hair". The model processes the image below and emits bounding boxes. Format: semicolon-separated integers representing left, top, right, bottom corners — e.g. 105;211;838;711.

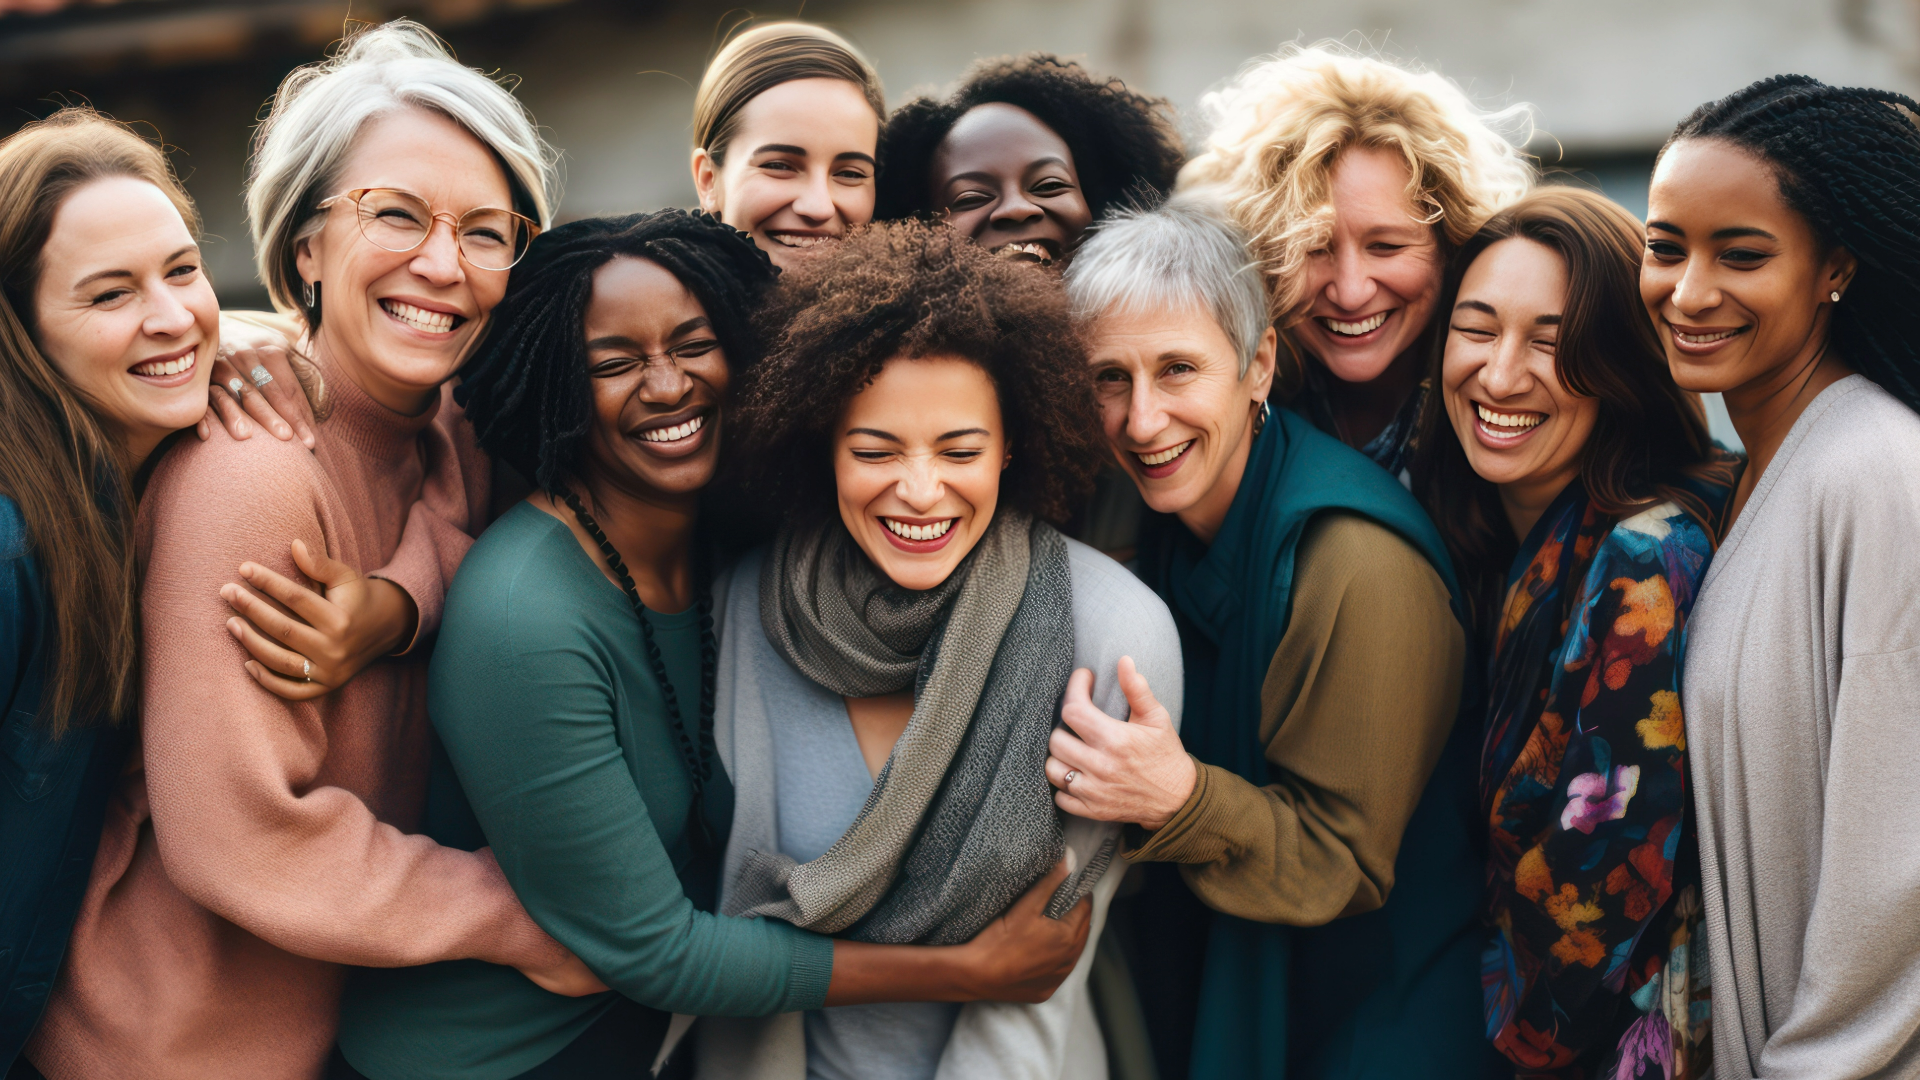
27;21;600;1080
1049;201;1486;1079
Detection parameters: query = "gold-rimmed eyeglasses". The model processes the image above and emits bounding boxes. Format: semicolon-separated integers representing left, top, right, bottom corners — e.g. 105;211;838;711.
316;187;540;272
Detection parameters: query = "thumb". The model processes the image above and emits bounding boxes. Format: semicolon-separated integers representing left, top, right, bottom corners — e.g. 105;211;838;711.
290;538;360;591
1117;656;1172;729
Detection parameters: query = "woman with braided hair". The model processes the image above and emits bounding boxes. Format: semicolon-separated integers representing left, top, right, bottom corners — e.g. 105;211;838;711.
876;53;1184;268
330;210;1095;1080
1642;76;1920;1076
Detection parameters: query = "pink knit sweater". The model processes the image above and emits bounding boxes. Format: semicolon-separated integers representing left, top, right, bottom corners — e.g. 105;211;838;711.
29;359;561;1080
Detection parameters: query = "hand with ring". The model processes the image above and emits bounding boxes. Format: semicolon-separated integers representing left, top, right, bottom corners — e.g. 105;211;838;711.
197;317;318;448
221;539;421;701
1045;656;1195;831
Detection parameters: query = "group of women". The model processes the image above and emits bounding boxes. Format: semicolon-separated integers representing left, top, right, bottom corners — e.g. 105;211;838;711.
0;15;1916;1080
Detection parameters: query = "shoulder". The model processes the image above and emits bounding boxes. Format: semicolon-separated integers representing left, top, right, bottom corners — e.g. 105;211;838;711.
444;503;599;649
1065;537;1176;648
142;424;327;527
1787;377;1920;499
1296;512;1448;608
0;494;28;564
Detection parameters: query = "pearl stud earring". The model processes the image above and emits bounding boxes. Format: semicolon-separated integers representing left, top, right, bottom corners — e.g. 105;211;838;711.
1831;291;1842;302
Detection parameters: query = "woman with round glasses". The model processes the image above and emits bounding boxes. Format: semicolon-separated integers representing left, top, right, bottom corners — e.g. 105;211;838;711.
29;23;600;1080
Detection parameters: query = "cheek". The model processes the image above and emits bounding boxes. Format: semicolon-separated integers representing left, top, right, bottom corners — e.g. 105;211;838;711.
1389;256;1443;310
835;185;875;224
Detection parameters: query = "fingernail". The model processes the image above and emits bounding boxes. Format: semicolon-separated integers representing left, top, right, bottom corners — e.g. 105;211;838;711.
239;564;254;579
276;424;290;438
237;420;250;436
226;618;242;639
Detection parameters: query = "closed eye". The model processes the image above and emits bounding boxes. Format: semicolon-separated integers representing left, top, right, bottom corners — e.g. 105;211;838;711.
1451;324;1496;340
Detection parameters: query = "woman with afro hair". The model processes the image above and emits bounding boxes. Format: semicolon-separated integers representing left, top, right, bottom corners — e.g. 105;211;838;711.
1644;76;1920;1077
696;219;1183;1080
876;54;1185;268
328;210;1096;1080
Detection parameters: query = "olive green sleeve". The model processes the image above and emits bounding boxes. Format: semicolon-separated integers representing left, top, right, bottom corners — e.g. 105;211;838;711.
1124;513;1465;926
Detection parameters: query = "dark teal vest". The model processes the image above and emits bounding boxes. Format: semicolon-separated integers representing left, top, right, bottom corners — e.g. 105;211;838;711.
1139;408;1488;1079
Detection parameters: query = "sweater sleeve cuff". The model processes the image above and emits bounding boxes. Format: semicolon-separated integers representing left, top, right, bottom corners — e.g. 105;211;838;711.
1124;758;1232;864
782;929;836;1012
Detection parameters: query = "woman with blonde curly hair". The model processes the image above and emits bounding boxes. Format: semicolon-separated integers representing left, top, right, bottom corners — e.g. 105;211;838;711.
1179;42;1533;480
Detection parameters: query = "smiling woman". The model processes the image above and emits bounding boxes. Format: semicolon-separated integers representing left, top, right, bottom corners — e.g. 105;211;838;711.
691;22;885;270
711;219;1181;1080
1410;186;1738;1080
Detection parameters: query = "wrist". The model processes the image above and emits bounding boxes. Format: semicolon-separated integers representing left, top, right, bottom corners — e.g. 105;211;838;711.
1141;755;1198;831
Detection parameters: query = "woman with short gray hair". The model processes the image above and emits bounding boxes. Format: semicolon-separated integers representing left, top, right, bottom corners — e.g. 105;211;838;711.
30;22;597;1080
1051;201;1486;1079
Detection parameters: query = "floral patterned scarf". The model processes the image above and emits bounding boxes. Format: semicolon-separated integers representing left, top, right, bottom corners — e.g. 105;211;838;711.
1480;468;1734;1080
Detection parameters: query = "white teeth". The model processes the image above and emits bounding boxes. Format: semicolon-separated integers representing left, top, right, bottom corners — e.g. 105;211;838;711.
1675;327;1742;344
131;354;195;376
1476;404;1543;430
769;233;827;249
1136;440;1192;467
639;414;706;443
996;241;1054;264
1320;312;1389;336
883;517;955;542
381;300;457;334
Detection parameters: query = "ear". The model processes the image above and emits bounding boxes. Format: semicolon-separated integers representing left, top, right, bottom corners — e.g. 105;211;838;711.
294;231;321;293
691;148;722;215
1825;245;1859;301
1247;324;1279;404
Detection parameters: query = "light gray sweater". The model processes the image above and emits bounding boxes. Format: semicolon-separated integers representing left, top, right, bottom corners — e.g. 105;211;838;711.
1685;375;1920;1079
698;537;1182;1080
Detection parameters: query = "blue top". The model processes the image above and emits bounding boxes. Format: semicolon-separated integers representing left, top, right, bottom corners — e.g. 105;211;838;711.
0;494;129;1070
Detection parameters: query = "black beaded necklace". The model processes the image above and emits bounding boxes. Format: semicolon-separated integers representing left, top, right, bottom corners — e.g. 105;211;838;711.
562;490;722;910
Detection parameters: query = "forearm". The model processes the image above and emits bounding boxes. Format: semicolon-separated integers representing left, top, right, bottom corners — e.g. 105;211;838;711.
825;941;983;1006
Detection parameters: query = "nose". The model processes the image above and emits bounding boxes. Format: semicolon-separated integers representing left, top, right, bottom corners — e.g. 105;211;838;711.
1125;377;1171;447
408;217;467;286
636;356;694;405
1324;241;1378;312
791;167;836;225
894;455;946;511
1478;333;1535;401
1670;253;1720;317
142;279;196;339
990;188;1042;228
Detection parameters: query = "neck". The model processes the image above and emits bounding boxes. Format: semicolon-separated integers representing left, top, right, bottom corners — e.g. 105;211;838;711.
1320;343;1423;449
1498;472;1575;546
560;472;701;614
311;328;439;417
1720;321;1855;527
1176;425;1256;545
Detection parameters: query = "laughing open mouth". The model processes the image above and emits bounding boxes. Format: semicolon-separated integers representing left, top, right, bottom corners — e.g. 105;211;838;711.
381;299;464;334
640;413;707;444
882;517;955;542
992;240;1059;266
1136;440;1193;467
1317;312;1389;337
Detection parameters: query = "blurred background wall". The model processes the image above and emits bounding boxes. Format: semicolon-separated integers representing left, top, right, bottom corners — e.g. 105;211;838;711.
7;0;1919;442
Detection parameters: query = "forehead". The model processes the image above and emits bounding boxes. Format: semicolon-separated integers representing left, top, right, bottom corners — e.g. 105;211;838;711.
43;177;192;277
1648;138;1799;229
1458;237;1566;306
1089;300;1233;356
936;102;1074;177
846;355;1001;421
584;255;704;329
732;78;879;154
336;107;511;208
1327;145;1422;224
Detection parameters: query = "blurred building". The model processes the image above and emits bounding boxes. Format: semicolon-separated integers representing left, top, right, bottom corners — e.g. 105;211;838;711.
7;0;1917;442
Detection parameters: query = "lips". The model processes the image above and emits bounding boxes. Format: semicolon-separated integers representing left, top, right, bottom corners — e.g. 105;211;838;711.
631;410;713;457
879;516;958;553
1666;322;1750;354
640;414;705;444
381;299;463;335
1133;439;1194;479
766;231;833;250
128;344;200;387
1318;311;1390;337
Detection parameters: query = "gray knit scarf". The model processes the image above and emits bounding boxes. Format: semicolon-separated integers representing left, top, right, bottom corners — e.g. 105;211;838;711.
727;510;1103;945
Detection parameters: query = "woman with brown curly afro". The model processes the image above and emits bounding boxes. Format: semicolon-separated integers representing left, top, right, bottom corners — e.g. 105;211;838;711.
875;54;1185;269
697;220;1184;1080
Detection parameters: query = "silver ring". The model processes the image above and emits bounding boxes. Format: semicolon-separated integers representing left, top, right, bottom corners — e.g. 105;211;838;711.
1062;769;1080;788
227;378;246;399
301;658;312;681
249;364;274;388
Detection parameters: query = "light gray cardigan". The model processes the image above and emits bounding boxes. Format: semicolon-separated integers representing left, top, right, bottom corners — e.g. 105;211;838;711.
697;537;1182;1080
1685;375;1920;1078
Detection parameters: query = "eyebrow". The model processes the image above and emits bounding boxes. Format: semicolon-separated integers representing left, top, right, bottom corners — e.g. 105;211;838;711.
73;244;198;290
1646;221;1779;242
583;316;714;351
1454;300;1562;326
845;427;991;442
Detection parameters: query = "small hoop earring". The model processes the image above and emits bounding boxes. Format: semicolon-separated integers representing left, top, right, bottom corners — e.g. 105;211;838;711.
1251;400;1272;438
1830;290;1842;303
302;279;319;309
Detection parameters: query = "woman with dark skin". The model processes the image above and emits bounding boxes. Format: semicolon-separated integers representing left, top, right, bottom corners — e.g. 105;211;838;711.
330;211;1092;1080
877;54;1184;267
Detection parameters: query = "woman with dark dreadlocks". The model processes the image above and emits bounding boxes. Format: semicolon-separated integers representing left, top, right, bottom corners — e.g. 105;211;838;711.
1642;76;1920;1076
329;210;1094;1080
875;53;1184;268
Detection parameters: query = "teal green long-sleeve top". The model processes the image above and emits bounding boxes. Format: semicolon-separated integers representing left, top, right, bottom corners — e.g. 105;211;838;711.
336;501;834;1080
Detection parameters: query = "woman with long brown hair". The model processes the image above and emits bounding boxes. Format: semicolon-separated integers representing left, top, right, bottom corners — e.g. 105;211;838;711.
1410;187;1738;1079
